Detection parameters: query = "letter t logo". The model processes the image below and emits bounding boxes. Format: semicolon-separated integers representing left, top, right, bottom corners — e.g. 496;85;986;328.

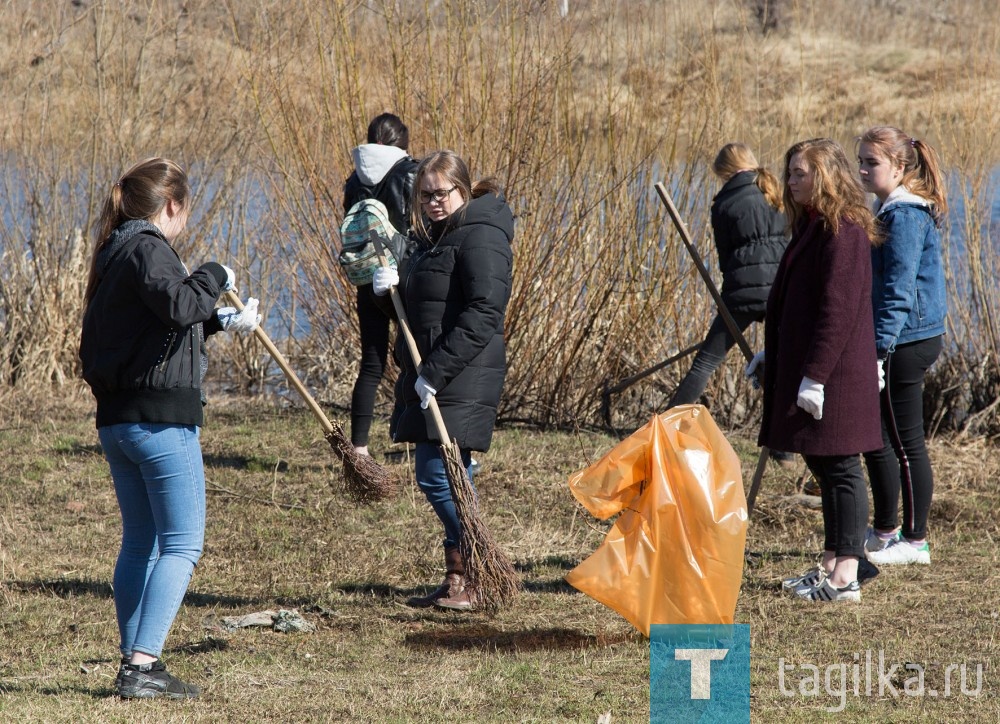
674;648;729;699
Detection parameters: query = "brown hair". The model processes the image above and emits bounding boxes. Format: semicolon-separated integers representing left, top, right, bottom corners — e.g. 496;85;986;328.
410;150;502;240
857;126;948;219
712;142;783;211
84;157;190;304
783;138;878;242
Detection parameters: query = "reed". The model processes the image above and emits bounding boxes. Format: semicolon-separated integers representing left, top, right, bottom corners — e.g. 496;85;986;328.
1;0;998;435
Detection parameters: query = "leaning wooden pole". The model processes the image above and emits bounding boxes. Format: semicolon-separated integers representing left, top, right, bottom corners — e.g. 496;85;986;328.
653;182;771;516
370;234;519;612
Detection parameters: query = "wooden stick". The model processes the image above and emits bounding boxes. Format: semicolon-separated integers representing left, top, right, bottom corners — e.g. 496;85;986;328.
653;182;770;516
223;291;397;503
223;291;334;435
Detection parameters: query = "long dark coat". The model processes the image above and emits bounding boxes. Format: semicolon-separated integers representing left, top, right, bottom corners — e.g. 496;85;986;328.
758;214;882;456
390;192;514;452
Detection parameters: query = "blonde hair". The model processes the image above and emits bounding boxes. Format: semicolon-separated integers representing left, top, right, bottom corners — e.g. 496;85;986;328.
85;157;190;303
783;138;878;242
410;150;502;240
858;126;948;220
713;143;782;211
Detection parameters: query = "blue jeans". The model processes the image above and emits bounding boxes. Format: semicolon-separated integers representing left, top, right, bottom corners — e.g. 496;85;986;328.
415;442;474;550
99;423;206;659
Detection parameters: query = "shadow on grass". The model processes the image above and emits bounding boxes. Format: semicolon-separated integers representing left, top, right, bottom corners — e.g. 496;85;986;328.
404;624;635;652
335;576;580;599
515;554;580;572
8;578;261;608
59;441;104;457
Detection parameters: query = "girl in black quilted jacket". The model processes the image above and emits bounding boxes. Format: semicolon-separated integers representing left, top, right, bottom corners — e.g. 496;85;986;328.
669;143;787;408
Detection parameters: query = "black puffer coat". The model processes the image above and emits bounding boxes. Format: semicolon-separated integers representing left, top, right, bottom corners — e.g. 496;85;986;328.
710;171;788;316
390;193;514;451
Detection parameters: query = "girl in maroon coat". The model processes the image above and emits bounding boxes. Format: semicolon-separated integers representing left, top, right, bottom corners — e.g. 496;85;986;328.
751;138;883;602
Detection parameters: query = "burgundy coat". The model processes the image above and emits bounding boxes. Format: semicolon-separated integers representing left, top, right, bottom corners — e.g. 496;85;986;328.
758;214;882;456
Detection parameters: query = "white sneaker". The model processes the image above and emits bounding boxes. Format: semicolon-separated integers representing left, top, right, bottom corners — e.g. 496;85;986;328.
794;577;861;603
781;565;827;592
866;537;931;565
864;527;900;553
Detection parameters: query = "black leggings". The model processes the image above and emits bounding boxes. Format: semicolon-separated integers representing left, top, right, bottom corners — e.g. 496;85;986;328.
669;309;761;407
350;285;391;447
802;454;869;559
863;335;943;540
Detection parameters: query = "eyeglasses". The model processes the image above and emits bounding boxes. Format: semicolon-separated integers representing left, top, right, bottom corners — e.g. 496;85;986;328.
419;186;457;205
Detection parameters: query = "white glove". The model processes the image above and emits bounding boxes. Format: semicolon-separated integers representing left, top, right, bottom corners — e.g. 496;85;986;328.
217;297;261;334
796;376;825;420
415;375;437;410
220;264;237;292
372;266;399;296
744;349;765;389
877;359;886;392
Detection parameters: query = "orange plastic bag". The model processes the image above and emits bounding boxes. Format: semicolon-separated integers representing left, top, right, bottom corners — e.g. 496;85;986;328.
566;405;747;636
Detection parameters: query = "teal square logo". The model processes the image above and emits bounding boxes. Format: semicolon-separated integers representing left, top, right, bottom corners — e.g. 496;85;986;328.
650;624;750;723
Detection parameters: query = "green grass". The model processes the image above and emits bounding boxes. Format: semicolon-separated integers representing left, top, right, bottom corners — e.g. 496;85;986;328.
0;396;996;722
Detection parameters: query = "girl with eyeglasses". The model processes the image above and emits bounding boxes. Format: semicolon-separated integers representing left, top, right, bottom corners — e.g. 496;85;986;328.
372;150;514;611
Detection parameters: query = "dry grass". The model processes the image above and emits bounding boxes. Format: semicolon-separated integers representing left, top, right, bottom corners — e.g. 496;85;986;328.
0;395;996;721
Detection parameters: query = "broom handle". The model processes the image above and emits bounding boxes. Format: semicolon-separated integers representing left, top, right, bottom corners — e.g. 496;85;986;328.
653;182;770;515
369;235;453;444
222;290;335;435
654;182;755;363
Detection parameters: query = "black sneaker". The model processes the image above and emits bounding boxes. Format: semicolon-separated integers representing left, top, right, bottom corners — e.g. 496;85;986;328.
117;660;200;699
857;557;880;587
113;657;128;693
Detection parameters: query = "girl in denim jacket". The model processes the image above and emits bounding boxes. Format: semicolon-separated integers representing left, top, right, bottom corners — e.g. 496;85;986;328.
857;127;948;566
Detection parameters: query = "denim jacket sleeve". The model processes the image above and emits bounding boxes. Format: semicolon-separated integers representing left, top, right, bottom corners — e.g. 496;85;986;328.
870;205;936;357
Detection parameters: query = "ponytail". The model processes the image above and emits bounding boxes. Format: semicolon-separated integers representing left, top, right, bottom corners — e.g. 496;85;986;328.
84;158;189;304
754;166;783;212
858;127;948;222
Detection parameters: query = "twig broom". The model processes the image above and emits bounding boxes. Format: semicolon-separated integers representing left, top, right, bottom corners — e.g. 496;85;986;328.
223;290;398;504
371;235;519;613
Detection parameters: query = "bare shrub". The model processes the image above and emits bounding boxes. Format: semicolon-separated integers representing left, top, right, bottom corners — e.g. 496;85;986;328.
1;0;998;436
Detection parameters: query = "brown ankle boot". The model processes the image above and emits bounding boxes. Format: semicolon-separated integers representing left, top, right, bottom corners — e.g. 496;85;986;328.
434;547;478;610
434;579;479;611
406;547;464;608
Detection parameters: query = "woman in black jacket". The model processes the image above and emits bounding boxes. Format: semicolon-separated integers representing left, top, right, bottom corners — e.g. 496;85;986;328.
80;157;259;699
372;150;514;611
343;113;419;456
669;143;787;408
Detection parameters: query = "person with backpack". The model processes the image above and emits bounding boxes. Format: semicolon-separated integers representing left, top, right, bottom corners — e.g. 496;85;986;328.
857;127;948;566
751;138;883;603
80;157;260;698
342;113;419;456
371;150;514;611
